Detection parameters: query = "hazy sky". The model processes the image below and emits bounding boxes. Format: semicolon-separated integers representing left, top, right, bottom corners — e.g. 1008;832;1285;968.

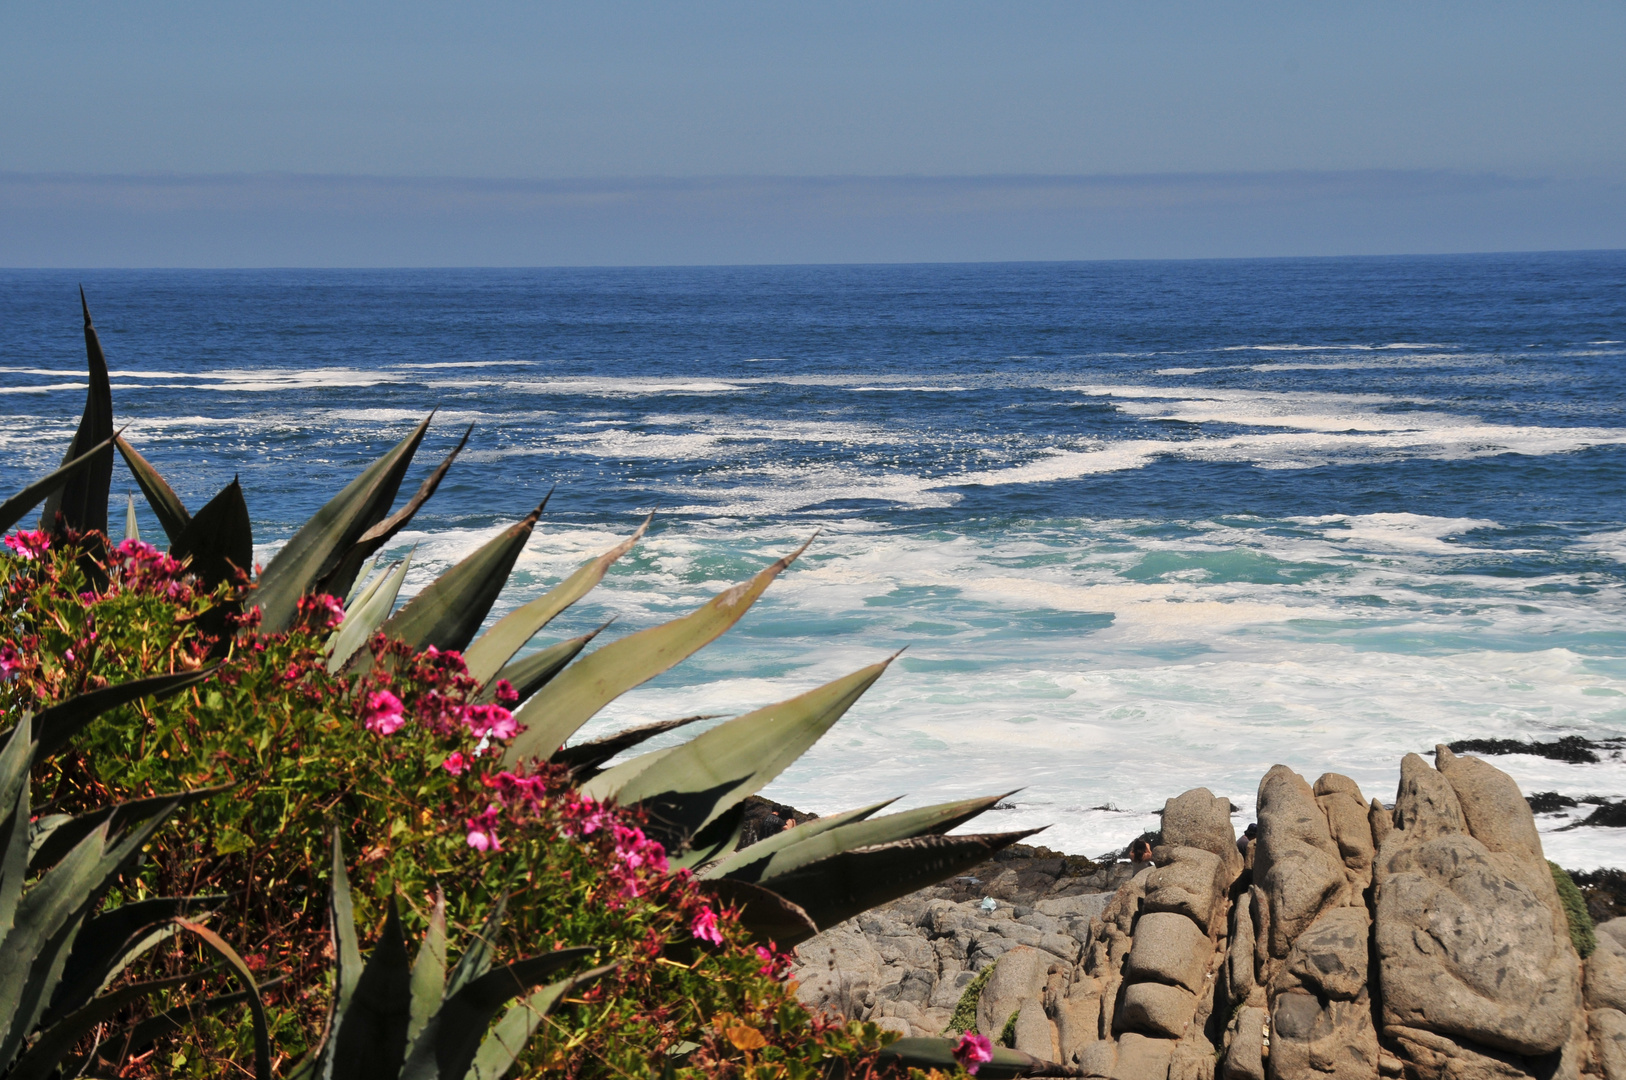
3;2;1624;264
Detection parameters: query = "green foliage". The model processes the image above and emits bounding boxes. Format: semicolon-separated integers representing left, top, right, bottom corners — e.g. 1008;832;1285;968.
947;961;996;1035
1551;861;1597;958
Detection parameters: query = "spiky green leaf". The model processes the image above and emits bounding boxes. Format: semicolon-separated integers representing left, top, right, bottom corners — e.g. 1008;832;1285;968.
171;477;253;589
0;713;36;938
256;416;432;632
878;1037;1054;1078
698;798;897;881
553;713;712;777
329;831;363;1024
407;888;446;1049
463;515;648;685
0;431;122;537
330;898;413;1080
480;624;605;706
503;538;813;766
464;963;618;1080
115;435;191;542
327;555;411;674
39;290;113;536
26;667;216;761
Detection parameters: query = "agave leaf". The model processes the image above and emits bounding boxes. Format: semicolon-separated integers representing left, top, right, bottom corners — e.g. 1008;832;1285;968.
30;788;226;874
719;793;1011;887
0;714;36;938
327;554;411;674
114;435;191;542
319;424;473;601
503;538;815;766
665;802;748;873
171;919;272;1080
0;794;185;1068
698;798;897;881
400;947;596;1080
256;416;433;632
0;430;122;537
462;514;649;686
171;476;253;590
553;713;713;777
445;893;507;999
464;963;618;1080
117;976;285;1059
329;831;364;1023
754;830;1043;946
592;659;892;852
373;502;546;656
43;894;226;1025
122;493;139;542
574;745;678;803
330;897;413;1079
343;554;382;608
695;878;818;944
878;1037;1054;1079
478;622;607;706
9;967;207;1080
38;289;113;537
407;888;446;1048
26;667;216;761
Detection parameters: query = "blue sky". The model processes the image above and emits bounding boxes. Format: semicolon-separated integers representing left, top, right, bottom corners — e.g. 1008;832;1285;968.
3;2;1624;265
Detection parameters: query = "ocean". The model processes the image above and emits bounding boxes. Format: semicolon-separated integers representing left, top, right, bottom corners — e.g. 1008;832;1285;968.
3;254;1625;867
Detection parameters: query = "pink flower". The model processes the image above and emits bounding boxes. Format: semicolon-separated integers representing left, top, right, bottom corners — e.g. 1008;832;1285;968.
461;703;517;741
952;1032;994;1075
299;593;345;630
0;644;21;681
442;751;469;776
362;689;406;735
755;942;792;979
493;679;519;706
465;807;502;852
3;531;50;560
690;906;723;946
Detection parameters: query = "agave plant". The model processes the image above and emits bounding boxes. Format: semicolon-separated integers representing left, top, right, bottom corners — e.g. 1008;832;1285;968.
0;681;270;1080
289;833;612;1080
24;293;1041;953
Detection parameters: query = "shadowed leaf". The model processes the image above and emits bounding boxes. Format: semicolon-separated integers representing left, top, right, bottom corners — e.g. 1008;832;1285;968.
114;436;190;543
698;798;897;881
0;430;122;536
477;621;609;705
553;713;713;776
696;878;818;944
39;289;113;537
171;477;252;590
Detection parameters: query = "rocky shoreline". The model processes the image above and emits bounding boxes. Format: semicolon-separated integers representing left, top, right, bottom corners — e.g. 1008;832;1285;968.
785;749;1626;1079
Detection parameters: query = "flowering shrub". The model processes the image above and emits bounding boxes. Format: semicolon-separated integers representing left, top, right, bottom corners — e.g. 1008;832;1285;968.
1;532;904;1078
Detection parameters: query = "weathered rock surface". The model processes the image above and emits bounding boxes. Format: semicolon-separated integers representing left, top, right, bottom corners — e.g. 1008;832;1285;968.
792;750;1597;1080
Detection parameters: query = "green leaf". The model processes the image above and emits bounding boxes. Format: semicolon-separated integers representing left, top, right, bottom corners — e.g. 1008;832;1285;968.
718;793;1010;887
575;746;677;804
478;623;606;706
114;435;191;543
464;963;618;1080
698;798;897;881
407;888;446;1050
330;897;413;1079
117;976;284;1060
31;786;228;872
445;893;507;999
343;554;381;609
553;713;713;777
462;515;648;685
327;554;412;674
753;830;1042;946
587;659;892;852
43;894;225;1025
10;967;206;1080
26;667;217;761
256;416;433;632
877;1037;1053;1079
0;430;122;537
0;713;36;939
695;878;818;945
400;948;596;1080
329;831;363;1023
122;493;139;543
170;919;272;1080
171;477;253;590
503;538;814;766
39;289;114;537
319;424;473;601
373;502;545;656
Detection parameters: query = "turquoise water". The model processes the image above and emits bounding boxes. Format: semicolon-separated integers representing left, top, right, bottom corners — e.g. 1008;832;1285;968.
2;255;1625;863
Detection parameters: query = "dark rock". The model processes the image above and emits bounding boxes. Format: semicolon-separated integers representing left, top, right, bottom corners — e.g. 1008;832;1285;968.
1572;868;1626;924
1446;735;1601;764
1526;791;1578;814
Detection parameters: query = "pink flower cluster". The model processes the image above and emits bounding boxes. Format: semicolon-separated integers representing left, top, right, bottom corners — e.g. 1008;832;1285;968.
754;941;794;980
953;1032;994;1075
361;689;406;735
109;538;194;601
690;906;723;945
4;531;51;560
297;593;345;631
0;643;22;682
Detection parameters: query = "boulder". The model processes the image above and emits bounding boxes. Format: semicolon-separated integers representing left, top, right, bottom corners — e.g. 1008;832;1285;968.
1228;891;1257;1001
1274;906;1369;1001
1056;978;1104;1063
1145;847;1227;931
1169;1035;1219;1080
1369;798;1393;850
1386;1024;1561;1080
1375;755;1580;1058
1256;765;1351;958
793;924;884;1019
976;945;1058;1042
1125;911;1215;993
1436;746;1564;907
1588;929;1626;1013
1315;772;1376;894
1111;1032;1176;1080
1014;997;1060;1060
1224;1006;1267;1080
1121;980;1199;1038
1077;1037;1119;1078
1603;918;1626;950
1163;787;1244;885
1268;989;1379;1080
1593;1008;1626;1080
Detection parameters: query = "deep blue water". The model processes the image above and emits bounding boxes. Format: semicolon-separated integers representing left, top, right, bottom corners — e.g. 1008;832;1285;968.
3;253;1625;862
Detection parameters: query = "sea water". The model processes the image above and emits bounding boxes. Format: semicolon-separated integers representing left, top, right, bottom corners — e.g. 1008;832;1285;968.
2;255;1624;866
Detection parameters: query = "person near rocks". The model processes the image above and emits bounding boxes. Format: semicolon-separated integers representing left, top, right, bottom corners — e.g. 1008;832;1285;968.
1237;821;1257;853
1128;837;1155;870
